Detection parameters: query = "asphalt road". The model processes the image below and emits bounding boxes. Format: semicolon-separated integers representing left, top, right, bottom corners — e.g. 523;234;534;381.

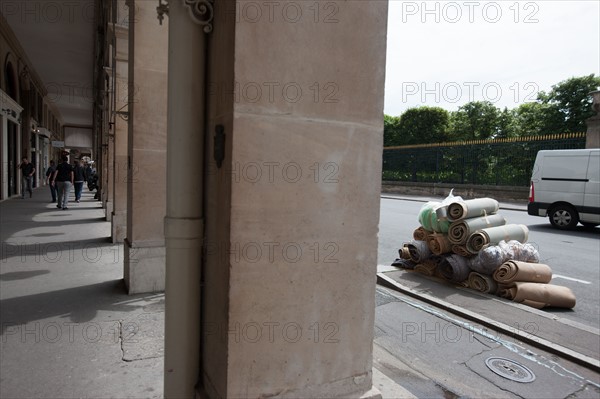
377;197;600;330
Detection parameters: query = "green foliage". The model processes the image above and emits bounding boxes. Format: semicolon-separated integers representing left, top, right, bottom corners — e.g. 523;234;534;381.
398;106;450;145
537;74;600;133
384;74;600;145
449;101;500;141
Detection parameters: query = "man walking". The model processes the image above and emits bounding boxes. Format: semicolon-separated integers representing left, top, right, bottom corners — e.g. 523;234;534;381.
51;156;74;210
46;160;57;202
19;157;35;198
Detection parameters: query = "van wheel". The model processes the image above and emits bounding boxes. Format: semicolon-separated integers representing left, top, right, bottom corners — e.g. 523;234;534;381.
549;205;579;230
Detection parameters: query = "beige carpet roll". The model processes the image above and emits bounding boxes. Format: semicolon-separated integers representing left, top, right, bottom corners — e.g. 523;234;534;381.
466;224;529;253
447;198;500;222
493;261;552;284
468;272;498;294
415;261;437;276
448;214;507;245
413;227;431;241
499;282;576;309
399;246;412;260
427;233;452;255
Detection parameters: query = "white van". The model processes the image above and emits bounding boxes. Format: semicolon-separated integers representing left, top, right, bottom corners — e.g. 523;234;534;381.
528;149;600;229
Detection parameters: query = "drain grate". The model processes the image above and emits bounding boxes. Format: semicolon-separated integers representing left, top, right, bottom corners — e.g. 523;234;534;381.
485;357;536;383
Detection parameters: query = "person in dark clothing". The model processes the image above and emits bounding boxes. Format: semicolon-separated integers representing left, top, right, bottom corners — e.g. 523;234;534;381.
51;156;74;210
45;160;57;202
73;159;86;203
19;157;35;198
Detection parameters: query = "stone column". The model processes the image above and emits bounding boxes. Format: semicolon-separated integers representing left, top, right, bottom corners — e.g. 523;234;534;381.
124;0;168;294
200;0;388;397
586;90;600;149
111;19;129;242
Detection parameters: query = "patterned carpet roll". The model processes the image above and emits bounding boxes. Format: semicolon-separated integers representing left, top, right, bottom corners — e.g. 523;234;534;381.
437;254;471;283
468;272;498;294
405;240;432;263
498;282;576;309
448;214;507;245
466;224;529;253
493;261;553;284
413;227;431;241
447;198;500;222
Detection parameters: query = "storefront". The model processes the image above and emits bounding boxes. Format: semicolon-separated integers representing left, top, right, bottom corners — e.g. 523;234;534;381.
1;89;23;200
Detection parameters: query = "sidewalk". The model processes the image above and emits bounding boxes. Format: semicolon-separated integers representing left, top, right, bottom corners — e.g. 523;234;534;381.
1;189;597;398
0;188;164;398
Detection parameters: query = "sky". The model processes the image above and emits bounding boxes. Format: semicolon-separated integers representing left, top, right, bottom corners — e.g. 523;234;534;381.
384;0;600;116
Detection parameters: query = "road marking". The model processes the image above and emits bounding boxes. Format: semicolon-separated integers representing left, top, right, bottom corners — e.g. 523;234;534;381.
552;274;591;285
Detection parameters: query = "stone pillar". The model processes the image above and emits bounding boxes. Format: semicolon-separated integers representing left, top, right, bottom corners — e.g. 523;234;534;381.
586;90;600;149
111;19;129;243
200;0;388;397
124;0;168;294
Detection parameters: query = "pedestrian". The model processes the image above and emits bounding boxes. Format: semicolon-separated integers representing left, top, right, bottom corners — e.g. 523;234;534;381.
73;159;85;203
18;157;35;198
51;156;74;210
45;160;57;202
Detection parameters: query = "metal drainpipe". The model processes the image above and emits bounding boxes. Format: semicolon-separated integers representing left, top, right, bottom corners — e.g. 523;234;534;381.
163;1;207;397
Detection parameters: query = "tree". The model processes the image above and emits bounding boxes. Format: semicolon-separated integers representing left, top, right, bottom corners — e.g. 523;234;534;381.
449;101;501;141
397;106;450;145
510;102;564;136
383;114;402;147
537;74;600;133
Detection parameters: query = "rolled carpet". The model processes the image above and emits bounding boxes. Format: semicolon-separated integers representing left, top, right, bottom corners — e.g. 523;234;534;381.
427;233;452;255
468;272;498;294
391;258;417;270
493;261;552;284
498;282;576;309
448;214;507;245
447;198;500;222
466;224;529;253
413;227;431;241
437;254;471;283
406;240;432;263
415;260;437;276
399;246;412;260
452;244;475;257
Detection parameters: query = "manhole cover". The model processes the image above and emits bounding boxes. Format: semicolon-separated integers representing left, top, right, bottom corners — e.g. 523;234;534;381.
485;357;536;383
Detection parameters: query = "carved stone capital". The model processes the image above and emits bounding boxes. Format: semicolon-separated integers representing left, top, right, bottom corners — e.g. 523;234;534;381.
157;0;214;33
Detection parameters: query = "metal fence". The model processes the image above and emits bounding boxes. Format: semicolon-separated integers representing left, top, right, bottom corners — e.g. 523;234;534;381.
382;133;587;187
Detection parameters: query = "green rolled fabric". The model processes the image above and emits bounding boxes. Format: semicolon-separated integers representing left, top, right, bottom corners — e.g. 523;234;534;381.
448;214;507;245
447;198;500;222
466;224;529;253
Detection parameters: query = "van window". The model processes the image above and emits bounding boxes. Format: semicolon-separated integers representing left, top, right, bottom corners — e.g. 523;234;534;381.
542;154;589;180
